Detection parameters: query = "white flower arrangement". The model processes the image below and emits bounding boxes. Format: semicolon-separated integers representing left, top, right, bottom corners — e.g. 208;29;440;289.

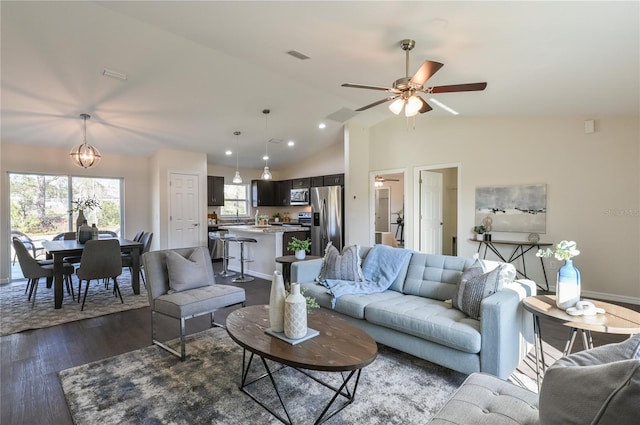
536;240;580;261
70;195;102;213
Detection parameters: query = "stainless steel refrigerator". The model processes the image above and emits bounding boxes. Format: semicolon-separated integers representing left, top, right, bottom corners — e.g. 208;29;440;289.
310;185;343;257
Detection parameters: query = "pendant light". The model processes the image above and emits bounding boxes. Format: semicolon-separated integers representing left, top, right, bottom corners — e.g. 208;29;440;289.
232;131;243;184
70;113;101;168
261;109;273;180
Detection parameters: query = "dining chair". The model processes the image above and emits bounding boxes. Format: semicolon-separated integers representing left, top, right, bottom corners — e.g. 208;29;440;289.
13;237;75;306
53;232;83;267
98;230;118;238
11;230;45;265
122;232;153;287
76;239;123;311
132;231;144;242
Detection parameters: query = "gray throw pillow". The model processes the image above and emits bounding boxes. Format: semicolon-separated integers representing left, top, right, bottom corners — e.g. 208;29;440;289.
452;265;503;319
539;334;640;425
317;242;364;282
166;249;212;293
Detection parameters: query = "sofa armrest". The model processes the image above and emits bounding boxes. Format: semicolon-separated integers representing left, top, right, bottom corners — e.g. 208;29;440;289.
291;258;323;284
479;279;537;379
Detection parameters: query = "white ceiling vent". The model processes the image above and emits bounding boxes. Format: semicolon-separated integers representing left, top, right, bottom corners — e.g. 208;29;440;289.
286;50;310;60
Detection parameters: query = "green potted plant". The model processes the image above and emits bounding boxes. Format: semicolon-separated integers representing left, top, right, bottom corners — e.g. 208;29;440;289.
272;212;281;222
287;236;311;259
473;225;486;241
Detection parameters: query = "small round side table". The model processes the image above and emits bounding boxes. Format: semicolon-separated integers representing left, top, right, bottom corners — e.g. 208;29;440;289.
275;255;321;290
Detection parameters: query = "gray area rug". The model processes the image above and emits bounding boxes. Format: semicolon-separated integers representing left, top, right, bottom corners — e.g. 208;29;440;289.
59;327;467;424
0;270;149;336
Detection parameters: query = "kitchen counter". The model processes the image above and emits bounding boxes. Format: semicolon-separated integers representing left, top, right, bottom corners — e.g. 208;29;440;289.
221;226;310;280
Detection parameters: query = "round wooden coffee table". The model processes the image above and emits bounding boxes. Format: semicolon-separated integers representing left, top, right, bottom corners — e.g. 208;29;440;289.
522;295;640;388
226;305;377;424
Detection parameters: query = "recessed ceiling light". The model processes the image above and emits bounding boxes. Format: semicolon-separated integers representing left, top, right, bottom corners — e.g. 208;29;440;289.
225;150;232;156
318;122;326;129
287;140;295;147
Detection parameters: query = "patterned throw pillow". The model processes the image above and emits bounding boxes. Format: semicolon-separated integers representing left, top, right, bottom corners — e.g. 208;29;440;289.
452;265;504;320
166;249;212;292
317;241;364;282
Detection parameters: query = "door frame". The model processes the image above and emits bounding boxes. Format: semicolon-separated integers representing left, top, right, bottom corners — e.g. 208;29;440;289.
168;171;202;249
413;163;461;254
369;168;406;247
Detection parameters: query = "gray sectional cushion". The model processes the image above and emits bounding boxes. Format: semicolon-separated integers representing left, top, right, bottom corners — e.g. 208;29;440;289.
317;242;364;282
403;253;473;300
539;334;640;425
166;249;211;293
154;284;245;318
428;373;539;425
453;265;504;320
364;295;481;353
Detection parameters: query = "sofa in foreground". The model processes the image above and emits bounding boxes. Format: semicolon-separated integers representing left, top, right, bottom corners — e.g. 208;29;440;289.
291;245;536;379
429;334;640;424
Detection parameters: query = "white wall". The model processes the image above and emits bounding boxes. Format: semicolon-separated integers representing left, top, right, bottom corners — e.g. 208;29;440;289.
346;115;640;304
1;143;150;283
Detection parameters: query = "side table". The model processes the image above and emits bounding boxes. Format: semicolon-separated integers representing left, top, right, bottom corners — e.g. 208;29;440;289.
275;255;321;290
522;295;640;389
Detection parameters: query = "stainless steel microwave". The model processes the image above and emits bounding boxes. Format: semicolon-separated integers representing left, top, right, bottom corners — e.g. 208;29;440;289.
290;188;309;205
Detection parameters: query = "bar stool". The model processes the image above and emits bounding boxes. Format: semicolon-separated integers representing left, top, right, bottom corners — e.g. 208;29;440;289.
217;234;236;278
231;237;257;283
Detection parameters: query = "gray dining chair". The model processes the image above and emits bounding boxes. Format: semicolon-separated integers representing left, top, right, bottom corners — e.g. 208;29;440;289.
11;230;45;265
122;231;153;287
76;239;123;311
13;237;75;306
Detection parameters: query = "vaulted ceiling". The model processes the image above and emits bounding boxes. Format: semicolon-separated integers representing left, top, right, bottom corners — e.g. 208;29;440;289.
2;1;638;169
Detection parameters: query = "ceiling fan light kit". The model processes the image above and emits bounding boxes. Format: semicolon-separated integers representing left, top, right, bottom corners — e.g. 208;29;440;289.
342;39;487;116
70;113;101;168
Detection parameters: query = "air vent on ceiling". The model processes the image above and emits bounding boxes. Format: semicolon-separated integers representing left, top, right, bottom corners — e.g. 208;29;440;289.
102;67;128;81
286;50;310;60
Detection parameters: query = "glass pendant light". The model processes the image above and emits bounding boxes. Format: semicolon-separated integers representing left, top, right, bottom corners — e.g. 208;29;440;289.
70;113;101;168
261;109;273;180
232;131;243;184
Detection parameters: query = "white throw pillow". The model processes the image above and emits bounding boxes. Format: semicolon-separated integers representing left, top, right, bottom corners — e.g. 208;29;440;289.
166;249;212;292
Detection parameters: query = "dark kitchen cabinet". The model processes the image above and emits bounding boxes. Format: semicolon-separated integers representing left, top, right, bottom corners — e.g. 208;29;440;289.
207;176;225;206
251;180;276;207
276;180;292;206
323;174;344;186
310;176;324;187
291;178;310;189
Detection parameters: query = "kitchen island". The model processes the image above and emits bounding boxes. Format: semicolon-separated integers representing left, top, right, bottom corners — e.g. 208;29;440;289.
218;224;310;280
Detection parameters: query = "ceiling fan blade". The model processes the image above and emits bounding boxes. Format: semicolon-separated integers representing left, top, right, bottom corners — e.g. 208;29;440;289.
342;83;393;92
429;82;488;93
355;95;398;112
410;61;444;86
417;96;433;114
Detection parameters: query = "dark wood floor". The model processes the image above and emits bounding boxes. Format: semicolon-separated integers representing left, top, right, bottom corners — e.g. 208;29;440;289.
1;264;638;425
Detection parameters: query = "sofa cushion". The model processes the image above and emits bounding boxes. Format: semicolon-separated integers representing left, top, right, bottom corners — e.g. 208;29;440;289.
403;253;474;300
539;334;640;425
300;282;403;319
166;249;212;293
317;242;364;282
364;295;482;353
453;265;504;320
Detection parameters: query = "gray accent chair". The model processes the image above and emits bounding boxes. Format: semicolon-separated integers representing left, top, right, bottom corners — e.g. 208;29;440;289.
429;334;640;425
143;246;246;360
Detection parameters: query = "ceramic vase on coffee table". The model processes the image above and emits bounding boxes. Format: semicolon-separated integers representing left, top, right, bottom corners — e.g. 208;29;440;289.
269;271;286;332
284;283;307;339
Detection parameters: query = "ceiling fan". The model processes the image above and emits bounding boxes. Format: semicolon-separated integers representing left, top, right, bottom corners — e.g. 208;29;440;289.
375;175;399;183
342;39;487;117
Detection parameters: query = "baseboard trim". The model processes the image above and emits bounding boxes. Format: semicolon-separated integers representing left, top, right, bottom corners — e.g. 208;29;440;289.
550;285;640;306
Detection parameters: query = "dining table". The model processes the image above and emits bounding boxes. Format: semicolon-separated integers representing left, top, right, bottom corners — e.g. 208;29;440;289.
42;237;144;309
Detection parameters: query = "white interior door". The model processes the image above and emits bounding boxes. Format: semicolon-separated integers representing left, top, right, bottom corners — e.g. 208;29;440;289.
170;173;200;248
420;171;443;254
375;188;390;232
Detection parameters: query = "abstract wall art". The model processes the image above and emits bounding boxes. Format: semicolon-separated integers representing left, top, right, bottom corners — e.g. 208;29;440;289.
475;184;546;233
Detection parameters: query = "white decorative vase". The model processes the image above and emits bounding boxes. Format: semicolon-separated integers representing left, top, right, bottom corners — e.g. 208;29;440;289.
269;271;286;333
295;250;306;260
284;283;307;339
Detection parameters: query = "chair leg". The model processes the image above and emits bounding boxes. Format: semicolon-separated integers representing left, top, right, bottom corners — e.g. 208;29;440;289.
180;317;186;361
27;279;37;301
81;279;90;311
31;278;40;308
113;277;124;304
77;279;83;303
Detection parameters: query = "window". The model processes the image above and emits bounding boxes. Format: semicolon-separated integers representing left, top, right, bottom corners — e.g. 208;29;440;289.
220;184;250;217
9;173;123;236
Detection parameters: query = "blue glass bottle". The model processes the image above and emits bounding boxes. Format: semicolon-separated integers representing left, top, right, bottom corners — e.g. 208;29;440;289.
556;259;581;309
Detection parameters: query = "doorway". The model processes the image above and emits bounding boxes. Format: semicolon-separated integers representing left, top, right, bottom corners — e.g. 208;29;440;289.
169;173;201;248
415;165;459;255
375;188;390;232
370;170;405;247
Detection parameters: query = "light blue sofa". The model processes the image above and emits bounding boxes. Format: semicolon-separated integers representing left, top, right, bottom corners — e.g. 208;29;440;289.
291;247;536;379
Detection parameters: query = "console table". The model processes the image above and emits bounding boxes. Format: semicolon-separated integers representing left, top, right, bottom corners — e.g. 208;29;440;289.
471;239;552;291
